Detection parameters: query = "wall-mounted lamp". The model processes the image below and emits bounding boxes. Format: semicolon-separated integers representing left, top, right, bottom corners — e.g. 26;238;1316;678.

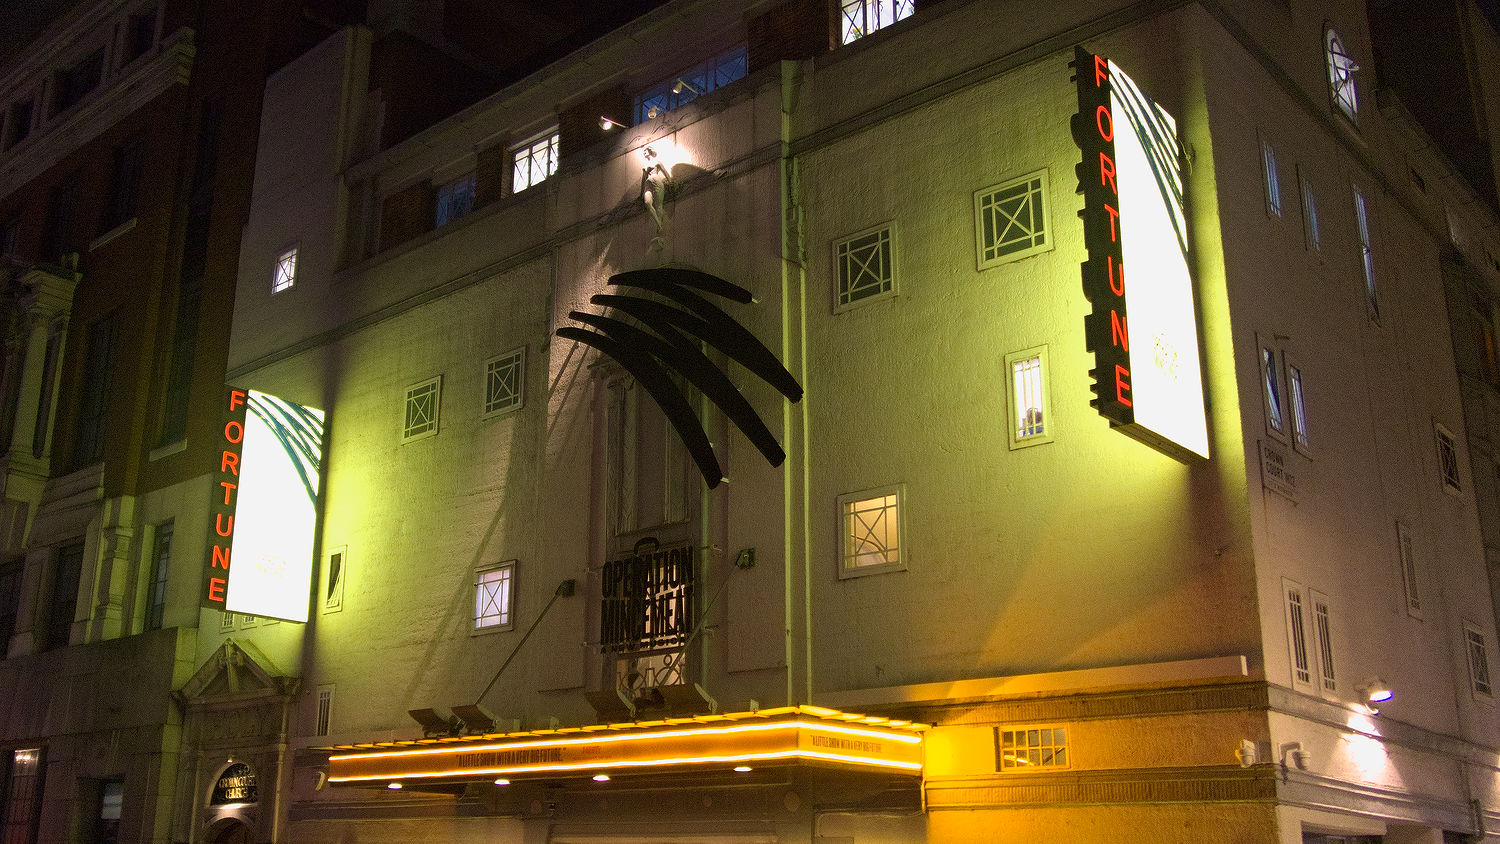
1278;741;1308;771
599;115;625;131
672;78;703;96
1358;678;1394;711
1235;739;1258;768
387;781;402;790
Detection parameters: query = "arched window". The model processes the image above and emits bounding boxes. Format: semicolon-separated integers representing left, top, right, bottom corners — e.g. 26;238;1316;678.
1325;27;1358;121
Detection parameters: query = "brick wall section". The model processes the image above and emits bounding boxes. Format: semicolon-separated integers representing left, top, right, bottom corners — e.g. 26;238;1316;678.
558;85;632;166
748;0;834;73
378;181;433;253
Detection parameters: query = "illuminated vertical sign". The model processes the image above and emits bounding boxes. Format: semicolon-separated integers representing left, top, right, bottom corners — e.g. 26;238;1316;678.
202;387;326;622
1072;47;1208;460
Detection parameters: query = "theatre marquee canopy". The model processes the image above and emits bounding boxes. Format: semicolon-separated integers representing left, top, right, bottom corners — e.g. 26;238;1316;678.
324;706;925;787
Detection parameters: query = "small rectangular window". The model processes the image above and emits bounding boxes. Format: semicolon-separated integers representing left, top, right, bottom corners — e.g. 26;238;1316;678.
73;311;119;467
53;48;103;115
0;559;21;649
94;779;122;843
1311;589;1335;692
1466;624;1493;698
838;485;904;577
834;223;896;311
634;44;748;122
123;10;157;64
1288;364;1309;453
0;219;16;256
1262;140;1281;217
102;137;143;232
1299;170;1320;250
1261;343;1285;438
218;609;234;632
1436;423;1461;493
1;748;44;844
996;726;1068;771
1354;185;1377;320
483;348;525;417
475;562;515;631
1284;579;1312;690
43;175;79;260
1396;521;1420;617
840;0;914;44
145;520;172;631
323;546;345;613
4;98;34;149
48;543;84;651
403;376;441;442
976;170;1050;268
315;685;334;736
435;172;476;227
1005;346;1050;449
271;246;297;294
511;132;559;194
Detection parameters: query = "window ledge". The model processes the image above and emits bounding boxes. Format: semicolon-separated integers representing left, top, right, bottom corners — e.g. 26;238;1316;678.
149;438;187;461
89;217;137;251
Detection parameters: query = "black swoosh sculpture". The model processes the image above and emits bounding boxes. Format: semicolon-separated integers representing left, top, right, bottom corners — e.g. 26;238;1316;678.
557;267;803;488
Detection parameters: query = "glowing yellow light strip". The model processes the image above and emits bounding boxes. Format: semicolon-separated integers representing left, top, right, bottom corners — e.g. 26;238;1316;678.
328;748;922;783
329;719;921;762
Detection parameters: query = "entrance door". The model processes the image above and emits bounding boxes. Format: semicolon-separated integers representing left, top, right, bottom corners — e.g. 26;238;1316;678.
208;819;250;844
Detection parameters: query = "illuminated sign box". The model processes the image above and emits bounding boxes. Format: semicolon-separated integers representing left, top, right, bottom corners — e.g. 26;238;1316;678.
1072;47;1209;460
326;706;924;785
201;388;326;622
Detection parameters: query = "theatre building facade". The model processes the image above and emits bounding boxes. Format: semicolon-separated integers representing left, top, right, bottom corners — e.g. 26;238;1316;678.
204;0;1500;841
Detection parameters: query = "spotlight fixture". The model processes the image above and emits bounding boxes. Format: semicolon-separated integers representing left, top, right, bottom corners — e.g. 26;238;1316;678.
592;774;611;782
672;78;703;96
1235;739;1257;768
733;766;752;773
599;115;625;131
493;778;510;786
387;782;402;790
1358;677;1394;710
1278;741;1308;771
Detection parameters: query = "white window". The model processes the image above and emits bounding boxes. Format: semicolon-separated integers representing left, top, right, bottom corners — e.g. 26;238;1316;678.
1260;343;1285;439
1005;346;1051;449
403;376;441;442
323;546;346;613
218;610;233;632
1288;363;1309;454
435;172;475;227
834;223;896;311
1395;521;1420;617
1353;185;1377;320
484;348;525;417
271;246;297;294
838;485;904;577
511;132;559;194
314;685;334;736
976;170;1050;269
475;562;515;631
1284;579;1313;691
1311;589;1336;692
1299;170;1320;250
997;726;1068;771
1325;27;1359;122
1436;423;1461;492
840;0;914;44
1261;140;1281;217
1466;623;1493;698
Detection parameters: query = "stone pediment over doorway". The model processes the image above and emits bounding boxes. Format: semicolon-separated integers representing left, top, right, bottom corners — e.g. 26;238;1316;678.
176;639;298;704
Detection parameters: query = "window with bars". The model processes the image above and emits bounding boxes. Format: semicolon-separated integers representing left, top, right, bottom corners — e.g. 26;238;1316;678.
838;485;904;578
1262;140;1282;217
403;376;441;442
315;685;334;736
1325;27;1358;122
1;748;44;844
484;348;525;417
271;246;297;294
1436;423;1461;492
976;171;1050;269
1300;169;1320;250
1311;589;1336;692
1396;521;1420;617
834;224;895;311
840;0;914;44
1005;347;1051;449
1466;624;1493;698
474;562;514;631
634;44;748;123
1353;185;1377;320
435;172;475;227
218;610;233;632
511;132;559;194
145;521;172;631
996;727;1068;771
1285;579;1313;690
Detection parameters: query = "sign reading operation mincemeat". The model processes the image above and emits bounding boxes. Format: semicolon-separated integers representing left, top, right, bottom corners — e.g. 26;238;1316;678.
1072;46;1208;460
202;388;326;622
